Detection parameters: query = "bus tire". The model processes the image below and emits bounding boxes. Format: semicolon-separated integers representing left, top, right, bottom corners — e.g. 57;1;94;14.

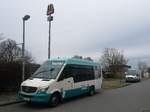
26;101;32;105
88;86;95;96
49;92;61;107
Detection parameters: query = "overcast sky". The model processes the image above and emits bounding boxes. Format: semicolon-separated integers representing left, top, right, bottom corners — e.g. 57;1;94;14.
0;0;150;66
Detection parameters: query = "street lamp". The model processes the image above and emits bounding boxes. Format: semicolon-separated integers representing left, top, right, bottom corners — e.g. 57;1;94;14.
47;4;54;59
22;15;30;82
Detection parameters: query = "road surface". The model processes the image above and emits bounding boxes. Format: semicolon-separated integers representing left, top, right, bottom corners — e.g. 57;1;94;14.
0;80;150;112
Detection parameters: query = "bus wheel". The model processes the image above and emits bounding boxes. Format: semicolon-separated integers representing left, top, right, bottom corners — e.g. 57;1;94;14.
26;101;32;105
49;93;60;107
88;86;95;96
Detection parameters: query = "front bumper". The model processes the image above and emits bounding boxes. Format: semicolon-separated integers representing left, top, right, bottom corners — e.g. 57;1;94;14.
125;77;140;82
18;92;51;103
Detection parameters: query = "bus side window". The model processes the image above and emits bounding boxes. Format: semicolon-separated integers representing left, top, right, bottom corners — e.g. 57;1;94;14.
72;65;94;82
58;65;72;81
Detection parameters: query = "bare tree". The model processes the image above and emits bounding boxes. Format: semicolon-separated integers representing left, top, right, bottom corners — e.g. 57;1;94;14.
0;39;17;62
0;39;34;63
72;55;93;61
101;48;128;78
138;61;147;78
24;50;34;63
84;57;93;61
101;48;128;66
72;55;83;59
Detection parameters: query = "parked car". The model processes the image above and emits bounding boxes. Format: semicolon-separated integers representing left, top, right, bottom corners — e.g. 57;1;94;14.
125;70;141;82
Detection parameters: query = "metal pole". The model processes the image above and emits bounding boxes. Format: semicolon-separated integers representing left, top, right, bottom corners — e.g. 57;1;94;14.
22;20;25;82
48;16;51;59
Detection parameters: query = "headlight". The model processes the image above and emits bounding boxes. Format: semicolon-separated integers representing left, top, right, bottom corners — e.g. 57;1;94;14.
38;87;49;93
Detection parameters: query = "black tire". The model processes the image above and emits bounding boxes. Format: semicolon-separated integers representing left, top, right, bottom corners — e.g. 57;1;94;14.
49;93;61;107
88;86;95;96
138;79;141;82
26;101;32;105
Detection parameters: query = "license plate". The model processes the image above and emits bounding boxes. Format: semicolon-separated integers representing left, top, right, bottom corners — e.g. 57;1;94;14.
23;97;30;101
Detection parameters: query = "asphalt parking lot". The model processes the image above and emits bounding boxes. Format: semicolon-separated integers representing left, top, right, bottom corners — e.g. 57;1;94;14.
0;80;150;112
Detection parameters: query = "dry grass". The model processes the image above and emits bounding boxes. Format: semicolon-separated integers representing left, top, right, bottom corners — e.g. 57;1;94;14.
102;78;130;90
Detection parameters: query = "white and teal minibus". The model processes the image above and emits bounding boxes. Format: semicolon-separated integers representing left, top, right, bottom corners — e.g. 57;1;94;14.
18;58;103;106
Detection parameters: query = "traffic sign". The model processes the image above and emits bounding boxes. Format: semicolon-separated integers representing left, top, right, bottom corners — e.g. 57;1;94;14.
47;4;54;15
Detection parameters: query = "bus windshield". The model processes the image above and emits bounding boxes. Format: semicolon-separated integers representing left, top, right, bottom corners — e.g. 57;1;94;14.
31;61;64;79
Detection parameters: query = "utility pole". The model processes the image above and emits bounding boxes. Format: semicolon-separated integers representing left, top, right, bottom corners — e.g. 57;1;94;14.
22;15;30;82
47;4;54;59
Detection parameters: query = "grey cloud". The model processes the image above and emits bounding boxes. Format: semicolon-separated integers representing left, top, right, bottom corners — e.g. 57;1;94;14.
1;0;150;64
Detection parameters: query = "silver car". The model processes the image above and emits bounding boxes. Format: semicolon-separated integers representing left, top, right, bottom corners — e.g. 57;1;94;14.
125;70;141;82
